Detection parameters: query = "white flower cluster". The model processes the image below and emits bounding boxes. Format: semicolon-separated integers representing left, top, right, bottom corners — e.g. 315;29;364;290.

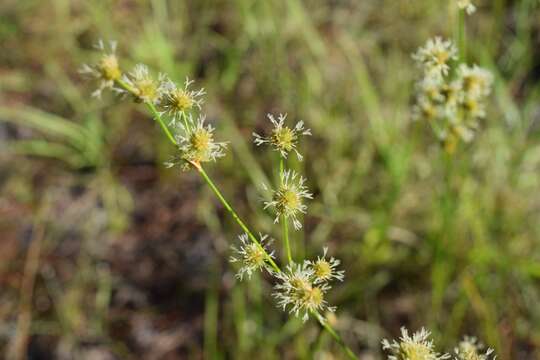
382;327;451;360
412;37;493;153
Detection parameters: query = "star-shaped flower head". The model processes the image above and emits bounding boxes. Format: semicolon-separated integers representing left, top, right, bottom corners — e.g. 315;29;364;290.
79;40;122;98
382;327;451;360
273;261;336;322
229;233;274;281
457;0;476;15
166;114;228;171
308;247;345;284
454;336;496;360
412;37;458;79
263;169;313;230
253;113;311;160
122;64;164;104
161;77;206;122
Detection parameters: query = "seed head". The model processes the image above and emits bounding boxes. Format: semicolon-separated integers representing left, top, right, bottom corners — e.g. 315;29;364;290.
309;247;345;284
161;78;205;121
454;336;495;360
166;115;227;171
457;0;476;15
273;262;336;322
457;64;493;100
123;64;163;104
412;37;457;78
263;169;313;230
230;233;274;280
382;327;451;360
253;113;311;160
79;40;122;98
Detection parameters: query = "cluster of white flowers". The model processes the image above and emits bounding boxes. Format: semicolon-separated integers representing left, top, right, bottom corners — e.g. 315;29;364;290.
412;37;493;153
81;40;226;170
273;248;344;322
457;0;477;15
382;327;451;360
454;336;496;360
230;233;275;280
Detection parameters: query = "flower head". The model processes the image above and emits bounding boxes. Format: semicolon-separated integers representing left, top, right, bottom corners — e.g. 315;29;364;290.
454;336;495;360
122;64;164;104
79;40;122;98
412;37;458;78
263;169;313;230
166;115;227;170
382;327;451;360
230;233;274;280
273;262;335;322
253;113;311;160
308;247;345;284
457;0;476;15
161;77;206;121
457;64;493;100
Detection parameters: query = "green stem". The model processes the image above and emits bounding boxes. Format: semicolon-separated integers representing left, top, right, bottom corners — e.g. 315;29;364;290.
456;8;466;61
279;157;293;264
319;317;359;360
198;166;281;273
115;78;177;145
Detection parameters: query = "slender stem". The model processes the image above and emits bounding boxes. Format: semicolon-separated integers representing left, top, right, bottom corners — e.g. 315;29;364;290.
456;8;466;62
318;317;359;360
115;78;177;145
279;157;293;264
198;166;281;273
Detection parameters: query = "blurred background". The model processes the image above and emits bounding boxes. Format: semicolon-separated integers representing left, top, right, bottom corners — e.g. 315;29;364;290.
1;0;540;359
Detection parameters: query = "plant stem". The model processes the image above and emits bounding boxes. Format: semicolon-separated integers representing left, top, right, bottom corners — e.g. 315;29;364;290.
279;157;293;264
456;8;466;61
198;166;281;273
318;318;359;360
115;78;177;145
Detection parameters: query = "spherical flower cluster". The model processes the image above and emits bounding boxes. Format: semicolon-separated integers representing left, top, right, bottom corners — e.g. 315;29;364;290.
454;336;495;360
253;113;311;160
263;169;313;230
457;0;476;15
273;249;344;322
230;233;275;280
161;78;206;122
166;115;228;171
412;37;458;79
79;40;122;98
382;327;451;360
412;38;493;153
122;64;164;104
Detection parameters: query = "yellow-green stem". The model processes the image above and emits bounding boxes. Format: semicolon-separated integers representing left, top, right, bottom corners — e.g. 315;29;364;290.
279;157;293;264
456;8;466;61
318;316;359;360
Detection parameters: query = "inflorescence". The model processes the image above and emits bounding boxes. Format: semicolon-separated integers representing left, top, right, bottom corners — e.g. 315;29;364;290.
411;37;493;153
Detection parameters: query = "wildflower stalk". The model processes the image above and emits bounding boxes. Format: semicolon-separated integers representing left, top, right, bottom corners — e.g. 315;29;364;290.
107;73;358;360
197;165;281;273
279;157;293;264
456;6;466;61
115;78;177;144
319;318;359;360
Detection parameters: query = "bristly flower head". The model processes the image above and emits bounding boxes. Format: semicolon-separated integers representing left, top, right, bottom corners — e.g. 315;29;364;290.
412;37;458;78
457;0;476;15
166;114;228;171
457;64;493;100
454;336;496;360
122;64;164;104
382;327;451;360
161;77;206;121
308;247;345;284
79;40;122;98
253;113;311;160
263;169;313;230
273;261;336;322
230;233;274;280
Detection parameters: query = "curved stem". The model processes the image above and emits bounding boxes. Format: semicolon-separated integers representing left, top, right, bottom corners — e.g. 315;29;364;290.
198;166;281;273
318;317;359;360
279;157;293;264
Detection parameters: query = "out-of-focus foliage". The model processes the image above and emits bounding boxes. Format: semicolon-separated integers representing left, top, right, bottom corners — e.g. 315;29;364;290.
0;0;539;359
